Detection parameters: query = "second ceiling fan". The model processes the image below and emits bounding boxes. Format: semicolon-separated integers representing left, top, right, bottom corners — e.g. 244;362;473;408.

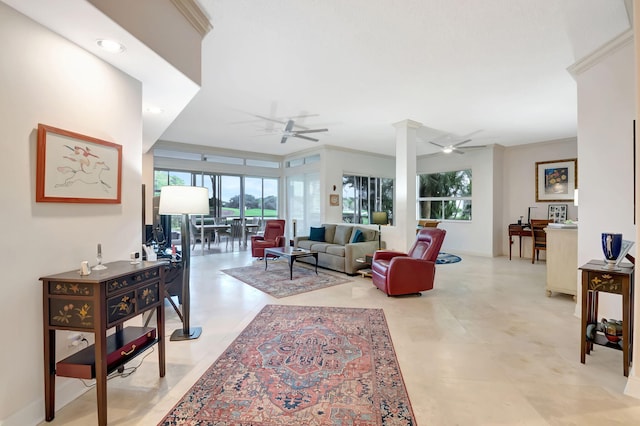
428;130;486;154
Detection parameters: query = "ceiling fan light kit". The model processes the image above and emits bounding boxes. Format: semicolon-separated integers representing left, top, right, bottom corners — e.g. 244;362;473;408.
428;134;486;155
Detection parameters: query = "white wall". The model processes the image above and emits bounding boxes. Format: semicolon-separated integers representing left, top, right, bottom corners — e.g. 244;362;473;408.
417;146;499;256
574;38;636;322
502;138;578;258
0;4;143;424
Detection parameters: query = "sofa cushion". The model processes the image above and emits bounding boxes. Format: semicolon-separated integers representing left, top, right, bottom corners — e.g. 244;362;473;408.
322;224;337;244
350;229;364;243
309;243;331;253
326;244;346;257
309;226;325;242
297;240;315;250
333;225;353;245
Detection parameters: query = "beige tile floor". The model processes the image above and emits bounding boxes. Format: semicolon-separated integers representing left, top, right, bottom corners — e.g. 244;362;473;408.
39;248;640;425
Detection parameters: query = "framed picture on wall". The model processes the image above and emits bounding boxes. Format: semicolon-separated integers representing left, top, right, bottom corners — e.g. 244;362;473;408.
329;194;340;206
535;158;577;202
36;124;122;203
548;204;568;223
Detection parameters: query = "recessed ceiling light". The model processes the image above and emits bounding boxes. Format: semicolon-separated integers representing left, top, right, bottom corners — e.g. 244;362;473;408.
96;39;125;53
146;107;164;114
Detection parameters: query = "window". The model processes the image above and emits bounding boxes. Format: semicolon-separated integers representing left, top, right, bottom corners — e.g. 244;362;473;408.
417;169;472;221
342;175;393;224
245;177;279;219
154;169;279;222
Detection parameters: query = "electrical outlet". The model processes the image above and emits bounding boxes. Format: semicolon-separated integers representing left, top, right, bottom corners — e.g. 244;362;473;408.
67;333;84;348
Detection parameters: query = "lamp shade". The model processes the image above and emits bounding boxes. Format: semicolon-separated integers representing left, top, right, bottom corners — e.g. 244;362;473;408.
372;211;389;225
158;186;209;215
574;189;579;206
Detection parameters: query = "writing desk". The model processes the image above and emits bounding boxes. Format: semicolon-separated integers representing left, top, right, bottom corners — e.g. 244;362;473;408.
508;224;531;260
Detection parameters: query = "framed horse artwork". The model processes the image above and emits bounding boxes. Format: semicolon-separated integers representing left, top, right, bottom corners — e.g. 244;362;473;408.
36;124;122;204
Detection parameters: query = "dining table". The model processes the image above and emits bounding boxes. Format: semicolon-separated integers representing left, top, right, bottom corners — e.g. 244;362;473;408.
193;222;261;253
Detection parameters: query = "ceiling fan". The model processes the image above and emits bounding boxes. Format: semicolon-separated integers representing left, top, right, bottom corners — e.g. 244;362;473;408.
428;130;486;154
279;119;328;144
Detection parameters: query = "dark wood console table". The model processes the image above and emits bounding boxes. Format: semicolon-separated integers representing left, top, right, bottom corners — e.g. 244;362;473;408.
579;260;634;376
40;261;166;425
508;224;531;260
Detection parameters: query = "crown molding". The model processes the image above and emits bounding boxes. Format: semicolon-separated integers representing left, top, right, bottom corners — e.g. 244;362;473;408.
170;0;212;37
567;28;633;78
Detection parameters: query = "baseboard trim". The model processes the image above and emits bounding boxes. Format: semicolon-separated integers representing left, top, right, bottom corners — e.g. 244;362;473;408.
624;374;640;399
2;378;89;426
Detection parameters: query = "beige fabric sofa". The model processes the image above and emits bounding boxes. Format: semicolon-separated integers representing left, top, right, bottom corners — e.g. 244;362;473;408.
294;224;379;274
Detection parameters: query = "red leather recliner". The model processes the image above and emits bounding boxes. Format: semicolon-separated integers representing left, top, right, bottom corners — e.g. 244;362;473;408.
250;219;286;258
371;228;446;296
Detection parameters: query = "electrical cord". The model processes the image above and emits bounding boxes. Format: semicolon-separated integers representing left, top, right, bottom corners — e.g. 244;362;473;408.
79;346;156;387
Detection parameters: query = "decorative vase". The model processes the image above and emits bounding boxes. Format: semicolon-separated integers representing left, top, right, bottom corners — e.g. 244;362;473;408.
601;233;622;269
601;318;623;343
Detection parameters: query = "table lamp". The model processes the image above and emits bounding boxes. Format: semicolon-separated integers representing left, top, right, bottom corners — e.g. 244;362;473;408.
159;185;209;341
372;211;389;249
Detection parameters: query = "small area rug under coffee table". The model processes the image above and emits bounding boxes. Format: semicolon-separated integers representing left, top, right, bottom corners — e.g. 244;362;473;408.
159;304;415;425
222;261;352;298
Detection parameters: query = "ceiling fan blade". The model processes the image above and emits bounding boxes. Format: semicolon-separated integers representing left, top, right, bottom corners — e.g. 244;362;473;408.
294;128;328;134
429;141;447;148
452;149;465;154
283;120;295;133
458;145;487;150
292;134;319;142
452;138;472;147
252;114;288;125
288;113;319;120
280;135;288;144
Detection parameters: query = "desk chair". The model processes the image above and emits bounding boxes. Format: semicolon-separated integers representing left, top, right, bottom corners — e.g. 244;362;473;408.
530;219;552;263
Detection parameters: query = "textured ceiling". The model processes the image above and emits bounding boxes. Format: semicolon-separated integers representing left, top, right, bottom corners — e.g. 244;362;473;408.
159;0;631;156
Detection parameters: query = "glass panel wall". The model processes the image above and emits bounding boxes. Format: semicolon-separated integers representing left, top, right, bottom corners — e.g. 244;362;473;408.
287;173;320;238
342;175;394;224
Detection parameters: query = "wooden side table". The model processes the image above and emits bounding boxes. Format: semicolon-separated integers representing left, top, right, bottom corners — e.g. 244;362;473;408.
579;260;634;376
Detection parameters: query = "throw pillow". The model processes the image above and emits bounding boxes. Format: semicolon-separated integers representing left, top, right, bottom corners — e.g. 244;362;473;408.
309;227;326;242
350;229;364;243
333;225;353;245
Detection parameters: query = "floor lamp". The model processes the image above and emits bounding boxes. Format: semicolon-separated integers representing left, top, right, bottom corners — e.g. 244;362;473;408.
372;211;389;250
159;185;209;341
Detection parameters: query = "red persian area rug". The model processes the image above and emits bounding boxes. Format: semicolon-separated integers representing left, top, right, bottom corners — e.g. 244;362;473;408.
159;304;416;425
221;261;352;298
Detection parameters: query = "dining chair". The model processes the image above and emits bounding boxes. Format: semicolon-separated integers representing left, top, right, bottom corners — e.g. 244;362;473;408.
219;218;243;250
530;219;552;263
189;216;209;250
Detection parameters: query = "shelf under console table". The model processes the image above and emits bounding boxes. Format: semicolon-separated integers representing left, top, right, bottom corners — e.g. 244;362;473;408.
40;261;167;425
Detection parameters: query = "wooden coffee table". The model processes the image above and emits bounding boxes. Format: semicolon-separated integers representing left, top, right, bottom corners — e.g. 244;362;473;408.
264;247;318;280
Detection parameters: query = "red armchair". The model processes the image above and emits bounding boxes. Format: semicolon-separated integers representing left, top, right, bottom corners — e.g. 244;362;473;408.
251;219;286;258
371;228;446;296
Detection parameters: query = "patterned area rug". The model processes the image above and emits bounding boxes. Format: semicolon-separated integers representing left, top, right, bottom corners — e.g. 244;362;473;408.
436;252;462;264
159;305;415;425
221;261;352;298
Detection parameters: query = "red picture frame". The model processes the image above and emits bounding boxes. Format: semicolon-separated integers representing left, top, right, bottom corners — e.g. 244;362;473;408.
36;124;122;204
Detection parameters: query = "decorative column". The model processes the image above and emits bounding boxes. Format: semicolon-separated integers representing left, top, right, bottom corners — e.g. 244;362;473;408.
393;119;422;251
